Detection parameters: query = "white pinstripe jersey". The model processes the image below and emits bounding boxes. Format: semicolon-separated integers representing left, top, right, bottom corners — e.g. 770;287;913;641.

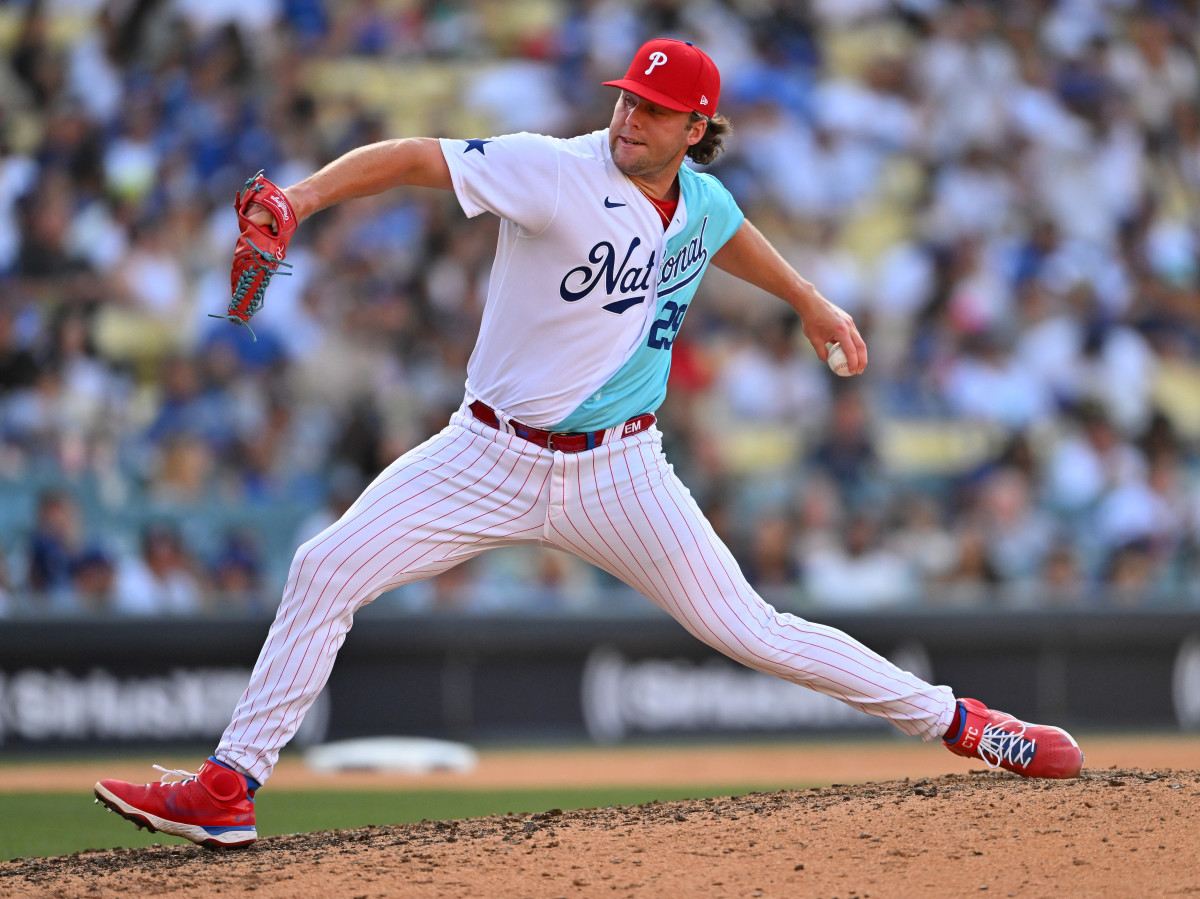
439;130;744;431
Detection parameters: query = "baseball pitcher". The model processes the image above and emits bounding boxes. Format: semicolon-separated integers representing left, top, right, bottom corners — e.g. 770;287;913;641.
95;38;1083;849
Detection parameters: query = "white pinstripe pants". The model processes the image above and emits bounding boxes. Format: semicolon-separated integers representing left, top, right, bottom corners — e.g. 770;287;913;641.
218;405;956;783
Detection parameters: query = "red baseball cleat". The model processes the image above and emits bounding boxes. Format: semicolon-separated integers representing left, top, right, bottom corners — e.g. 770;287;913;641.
94;759;257;849
943;698;1084;779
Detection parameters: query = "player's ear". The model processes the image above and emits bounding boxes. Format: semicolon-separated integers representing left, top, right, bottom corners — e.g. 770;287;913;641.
686;115;708;147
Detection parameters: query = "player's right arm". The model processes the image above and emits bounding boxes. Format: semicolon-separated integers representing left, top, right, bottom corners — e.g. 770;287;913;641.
246;138;452;228
712;219;867;374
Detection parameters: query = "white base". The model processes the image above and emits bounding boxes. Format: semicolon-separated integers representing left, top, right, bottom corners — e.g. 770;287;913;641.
303;736;479;774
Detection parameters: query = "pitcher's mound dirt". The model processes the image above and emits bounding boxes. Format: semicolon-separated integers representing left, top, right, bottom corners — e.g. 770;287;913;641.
3;767;1198;898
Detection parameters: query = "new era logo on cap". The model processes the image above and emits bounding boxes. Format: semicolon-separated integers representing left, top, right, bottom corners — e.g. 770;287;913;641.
603;38;720;116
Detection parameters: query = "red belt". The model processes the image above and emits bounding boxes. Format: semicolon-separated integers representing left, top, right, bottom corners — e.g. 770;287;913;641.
469;401;654;453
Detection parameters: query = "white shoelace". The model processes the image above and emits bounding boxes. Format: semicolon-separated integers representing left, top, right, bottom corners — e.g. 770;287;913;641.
153;765;197;785
977;722;1037;770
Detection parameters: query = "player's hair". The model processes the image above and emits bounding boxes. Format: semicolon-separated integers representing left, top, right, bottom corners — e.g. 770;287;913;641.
687;112;732;166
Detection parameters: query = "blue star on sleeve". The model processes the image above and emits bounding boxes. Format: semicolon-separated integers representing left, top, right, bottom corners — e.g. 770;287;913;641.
463;139;492;154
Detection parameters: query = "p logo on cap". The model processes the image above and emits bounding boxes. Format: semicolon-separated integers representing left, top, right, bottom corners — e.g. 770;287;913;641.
603;38;720;116
645;51;668;75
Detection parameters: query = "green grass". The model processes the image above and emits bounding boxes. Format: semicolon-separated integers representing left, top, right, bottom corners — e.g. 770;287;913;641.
1;785;766;861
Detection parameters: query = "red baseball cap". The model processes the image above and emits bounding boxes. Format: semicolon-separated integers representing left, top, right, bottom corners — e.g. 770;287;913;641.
603;38;720;117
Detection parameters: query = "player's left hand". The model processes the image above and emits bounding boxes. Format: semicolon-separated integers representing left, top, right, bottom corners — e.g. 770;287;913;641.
799;296;867;375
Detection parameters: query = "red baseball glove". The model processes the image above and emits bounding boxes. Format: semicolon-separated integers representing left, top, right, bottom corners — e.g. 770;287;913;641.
210;170;298;340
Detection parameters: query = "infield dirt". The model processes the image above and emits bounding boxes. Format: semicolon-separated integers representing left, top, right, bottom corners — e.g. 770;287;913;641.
2;763;1199;897
3;738;1199;897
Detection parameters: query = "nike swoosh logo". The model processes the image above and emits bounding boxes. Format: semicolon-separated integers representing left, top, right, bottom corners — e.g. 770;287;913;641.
602;296;645;314
604;197;626;208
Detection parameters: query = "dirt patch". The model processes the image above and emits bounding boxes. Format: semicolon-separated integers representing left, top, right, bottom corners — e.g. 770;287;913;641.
3;767;1198;898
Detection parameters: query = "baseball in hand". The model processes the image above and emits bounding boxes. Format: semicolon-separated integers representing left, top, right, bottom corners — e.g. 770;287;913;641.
825;342;852;377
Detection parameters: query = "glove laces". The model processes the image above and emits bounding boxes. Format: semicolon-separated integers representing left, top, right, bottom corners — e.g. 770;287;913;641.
977;722;1036;771
210;237;292;342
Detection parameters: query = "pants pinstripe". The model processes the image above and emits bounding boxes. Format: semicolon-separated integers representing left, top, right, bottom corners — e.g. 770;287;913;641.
218;405;955;784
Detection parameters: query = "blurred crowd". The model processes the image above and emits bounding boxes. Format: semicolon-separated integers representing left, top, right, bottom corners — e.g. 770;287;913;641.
2;0;1200;617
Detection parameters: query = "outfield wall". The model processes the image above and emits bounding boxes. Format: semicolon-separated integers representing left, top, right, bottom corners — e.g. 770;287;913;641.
1;610;1198;751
